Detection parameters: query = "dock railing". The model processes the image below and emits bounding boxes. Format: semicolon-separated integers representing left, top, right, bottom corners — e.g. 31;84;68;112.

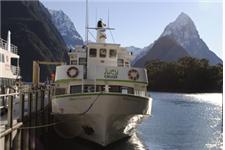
0;85;53;150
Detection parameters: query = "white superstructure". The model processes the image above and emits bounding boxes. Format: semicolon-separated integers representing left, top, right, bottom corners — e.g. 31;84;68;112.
0;31;20;86
52;19;152;146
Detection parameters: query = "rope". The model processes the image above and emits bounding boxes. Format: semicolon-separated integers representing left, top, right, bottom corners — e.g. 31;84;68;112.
19;122;58;129
109;29;115;43
88;30;96;41
78;92;101;115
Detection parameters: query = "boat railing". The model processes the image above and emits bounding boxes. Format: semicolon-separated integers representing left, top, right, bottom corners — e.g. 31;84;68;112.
0;38;18;54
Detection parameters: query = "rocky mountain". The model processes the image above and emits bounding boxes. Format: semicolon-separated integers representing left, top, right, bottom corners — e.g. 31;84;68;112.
49;9;83;49
1;0;69;81
133;12;222;67
132;44;153;65
126;46;141;55
126;46;142;61
134;36;189;67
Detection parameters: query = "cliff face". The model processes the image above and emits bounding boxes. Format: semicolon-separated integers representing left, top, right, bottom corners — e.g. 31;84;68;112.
49;9;83;49
1;0;69;81
134;36;189;67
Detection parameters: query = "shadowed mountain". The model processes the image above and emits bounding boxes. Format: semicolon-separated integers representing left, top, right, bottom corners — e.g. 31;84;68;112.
134;36;189;67
1;0;69;81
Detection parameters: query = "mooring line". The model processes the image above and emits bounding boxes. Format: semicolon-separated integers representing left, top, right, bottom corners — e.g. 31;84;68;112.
19;94;101;130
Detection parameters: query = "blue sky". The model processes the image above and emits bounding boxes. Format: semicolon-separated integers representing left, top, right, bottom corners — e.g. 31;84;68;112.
42;0;223;58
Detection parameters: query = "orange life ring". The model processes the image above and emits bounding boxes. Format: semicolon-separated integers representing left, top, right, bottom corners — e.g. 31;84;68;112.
128;69;139;80
67;66;79;78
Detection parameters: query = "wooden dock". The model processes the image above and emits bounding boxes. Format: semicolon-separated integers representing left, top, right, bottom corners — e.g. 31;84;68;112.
0;85;53;150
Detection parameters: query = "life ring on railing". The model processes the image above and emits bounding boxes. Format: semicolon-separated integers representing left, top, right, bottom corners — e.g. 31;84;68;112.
128;69;139;80
67;66;79;78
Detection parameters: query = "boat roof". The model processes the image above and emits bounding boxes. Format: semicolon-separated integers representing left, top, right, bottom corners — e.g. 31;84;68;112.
87;42;120;47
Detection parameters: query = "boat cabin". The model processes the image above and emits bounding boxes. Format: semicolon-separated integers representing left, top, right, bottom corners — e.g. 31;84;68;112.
54;21;148;98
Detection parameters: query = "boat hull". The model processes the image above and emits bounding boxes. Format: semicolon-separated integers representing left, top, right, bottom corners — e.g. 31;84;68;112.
52;93;152;146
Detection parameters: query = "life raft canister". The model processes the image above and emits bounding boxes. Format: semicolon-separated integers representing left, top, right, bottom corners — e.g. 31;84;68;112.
128;69;139;80
67;66;79;78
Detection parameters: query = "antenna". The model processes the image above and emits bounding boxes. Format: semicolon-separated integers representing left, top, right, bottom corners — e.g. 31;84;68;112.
85;0;89;45
107;8;109;27
95;8;98;25
107;9;115;43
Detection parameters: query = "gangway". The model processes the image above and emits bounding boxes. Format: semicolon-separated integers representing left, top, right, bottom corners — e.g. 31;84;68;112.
32;61;65;86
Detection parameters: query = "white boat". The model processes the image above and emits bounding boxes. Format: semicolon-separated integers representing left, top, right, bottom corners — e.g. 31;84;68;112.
0;31;20;87
52;15;152;146
0;31;20;112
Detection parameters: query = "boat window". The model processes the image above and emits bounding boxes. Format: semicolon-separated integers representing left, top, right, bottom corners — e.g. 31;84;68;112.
109;85;121;93
96;85;105;92
127;87;134;94
71;60;77;65
55;88;66;95
100;49;106;58
11;58;18;66
79;57;86;65
89;48;97;57
125;62;129;67
109;49;117;58
84;85;95;93
70;85;82;94
109;85;134;94
134;90;145;96
1;54;5;63
121;87;128;94
117;59;124;67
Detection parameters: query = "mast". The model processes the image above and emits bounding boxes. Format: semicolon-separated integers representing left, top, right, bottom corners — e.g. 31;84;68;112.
85;0;89;79
7;30;11;52
85;0;89;44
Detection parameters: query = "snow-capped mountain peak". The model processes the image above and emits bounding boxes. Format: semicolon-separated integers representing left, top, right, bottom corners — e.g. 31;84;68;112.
133;12;222;66
49;9;83;49
161;12;199;46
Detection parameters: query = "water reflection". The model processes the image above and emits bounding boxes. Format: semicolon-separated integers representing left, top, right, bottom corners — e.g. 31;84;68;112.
184;93;222;106
41;130;147;150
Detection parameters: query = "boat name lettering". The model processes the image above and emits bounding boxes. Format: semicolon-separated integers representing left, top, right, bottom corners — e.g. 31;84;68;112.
104;68;118;79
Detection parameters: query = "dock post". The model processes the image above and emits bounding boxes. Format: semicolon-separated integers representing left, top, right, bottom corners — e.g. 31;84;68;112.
4;95;13;150
46;87;51;132
1;86;5;108
18;93;25;150
28;92;33;150
19;94;25;123
40;89;45;134
34;90;39;149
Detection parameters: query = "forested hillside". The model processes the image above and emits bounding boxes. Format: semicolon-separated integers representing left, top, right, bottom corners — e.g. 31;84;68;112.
146;57;222;93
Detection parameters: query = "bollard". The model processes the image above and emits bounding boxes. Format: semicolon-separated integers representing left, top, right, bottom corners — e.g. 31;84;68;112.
4;95;13;150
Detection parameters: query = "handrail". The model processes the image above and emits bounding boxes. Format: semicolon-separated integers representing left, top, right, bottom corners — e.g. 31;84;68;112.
0;38;18;54
0;93;19;97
